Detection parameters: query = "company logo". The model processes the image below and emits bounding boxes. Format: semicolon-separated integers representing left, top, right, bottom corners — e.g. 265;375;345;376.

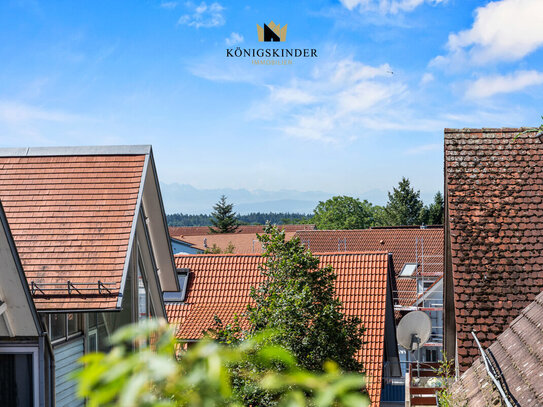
257;21;287;42
225;20;317;65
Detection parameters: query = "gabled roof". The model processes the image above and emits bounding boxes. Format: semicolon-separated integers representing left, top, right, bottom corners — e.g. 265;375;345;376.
166;252;392;405
444;128;543;372
294;228;444;305
169;224;315;237
450;289;543;406
0;201;42;337
0;145;177;311
173;231;297;254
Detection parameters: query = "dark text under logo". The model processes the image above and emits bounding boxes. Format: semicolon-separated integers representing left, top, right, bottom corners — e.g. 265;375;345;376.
257;21;287;42
225;20;317;65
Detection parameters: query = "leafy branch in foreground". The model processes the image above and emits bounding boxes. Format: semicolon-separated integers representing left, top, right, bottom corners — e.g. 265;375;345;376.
75;318;369;407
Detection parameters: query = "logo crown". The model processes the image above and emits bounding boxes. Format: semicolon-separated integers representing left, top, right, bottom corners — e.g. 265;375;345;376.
257;21;287;42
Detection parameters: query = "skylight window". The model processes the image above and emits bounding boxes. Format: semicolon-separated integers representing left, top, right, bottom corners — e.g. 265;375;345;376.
163;268;190;302
399;263;418;278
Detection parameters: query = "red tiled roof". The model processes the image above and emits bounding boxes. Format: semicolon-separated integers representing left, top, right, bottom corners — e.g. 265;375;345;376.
166;252;391;405
174;231;297;253
445;128;543;373
294;228;444;306
0;153;146;310
169;224;315;237
450;290;543;406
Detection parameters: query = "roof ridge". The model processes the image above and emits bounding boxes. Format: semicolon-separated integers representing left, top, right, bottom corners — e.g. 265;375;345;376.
444;127;537;133
174;251;391;258
0;145;152;157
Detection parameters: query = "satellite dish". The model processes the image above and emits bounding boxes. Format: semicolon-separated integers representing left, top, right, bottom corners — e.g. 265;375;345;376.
397;311;432;351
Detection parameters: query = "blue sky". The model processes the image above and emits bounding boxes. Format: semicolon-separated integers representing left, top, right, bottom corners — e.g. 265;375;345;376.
1;0;543;211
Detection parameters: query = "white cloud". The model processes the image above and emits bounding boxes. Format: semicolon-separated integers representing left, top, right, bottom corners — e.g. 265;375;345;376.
248;58;408;142
432;0;543;66
339;0;445;14
0;101;80;123
178;2;224;28
225;32;243;46
465;70;543;99
160;1;178;9
420;72;434;85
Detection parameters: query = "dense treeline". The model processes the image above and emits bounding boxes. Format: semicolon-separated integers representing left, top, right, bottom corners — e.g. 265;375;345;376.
167;178;444;229
166;212;312;227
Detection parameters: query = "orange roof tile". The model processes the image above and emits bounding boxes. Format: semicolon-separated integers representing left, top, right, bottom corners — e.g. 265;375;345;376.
166;252;391;405
0;150;147;310
294;228;444;306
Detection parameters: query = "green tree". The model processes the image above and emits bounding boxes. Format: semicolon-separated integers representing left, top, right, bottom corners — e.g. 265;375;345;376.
209;195;239;234
312;195;374;230
426;191;444;225
383;178;425;226
211;225;366;405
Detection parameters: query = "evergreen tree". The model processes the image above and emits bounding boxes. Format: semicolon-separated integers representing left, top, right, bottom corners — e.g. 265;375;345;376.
209;195;239;234
427;191;444;225
383;177;425;226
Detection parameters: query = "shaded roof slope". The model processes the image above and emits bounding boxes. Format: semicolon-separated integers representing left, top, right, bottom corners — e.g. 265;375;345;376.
0;146;148;310
445;128;543;372
450;289;543;406
166;252;391;405
295;228;444;305
169;224;315;237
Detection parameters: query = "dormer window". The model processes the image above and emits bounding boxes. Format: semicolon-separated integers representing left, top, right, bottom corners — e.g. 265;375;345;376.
163;268;190;302
399;263;418;278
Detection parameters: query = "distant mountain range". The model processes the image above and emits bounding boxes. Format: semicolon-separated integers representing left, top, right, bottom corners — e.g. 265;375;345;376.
159;183;393;215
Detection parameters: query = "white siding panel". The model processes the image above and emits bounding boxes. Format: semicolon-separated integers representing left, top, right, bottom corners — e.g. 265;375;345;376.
54;338;84;407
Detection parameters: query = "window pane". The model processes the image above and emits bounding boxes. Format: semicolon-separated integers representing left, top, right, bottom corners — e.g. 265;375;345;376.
88;313;97;330
67;313;80;336
50;314;66;341
137;261;148;320
0;353;33;406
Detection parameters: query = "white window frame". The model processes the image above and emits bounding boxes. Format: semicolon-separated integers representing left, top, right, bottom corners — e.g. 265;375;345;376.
0;346;39;407
163;269;190;302
399;263;418;278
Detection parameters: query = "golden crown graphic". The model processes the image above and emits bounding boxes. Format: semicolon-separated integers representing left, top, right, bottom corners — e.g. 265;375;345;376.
257;21;287;42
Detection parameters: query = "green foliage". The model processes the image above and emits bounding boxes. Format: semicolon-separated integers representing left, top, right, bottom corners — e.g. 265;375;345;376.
209;195;240;234
209;225;366;406
434;353;457;407
205;242;236;254
75;318;369;407
426;191;444;225
383;178;425;226
513;117;543;140
312;196;375;230
167;212;312;227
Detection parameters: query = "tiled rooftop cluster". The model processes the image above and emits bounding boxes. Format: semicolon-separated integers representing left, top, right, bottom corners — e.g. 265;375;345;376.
294;228;444;305
445;128;543;372
450;290;543;406
172;231;297;253
166;252;391;405
169;224;315;237
0;154;146;310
